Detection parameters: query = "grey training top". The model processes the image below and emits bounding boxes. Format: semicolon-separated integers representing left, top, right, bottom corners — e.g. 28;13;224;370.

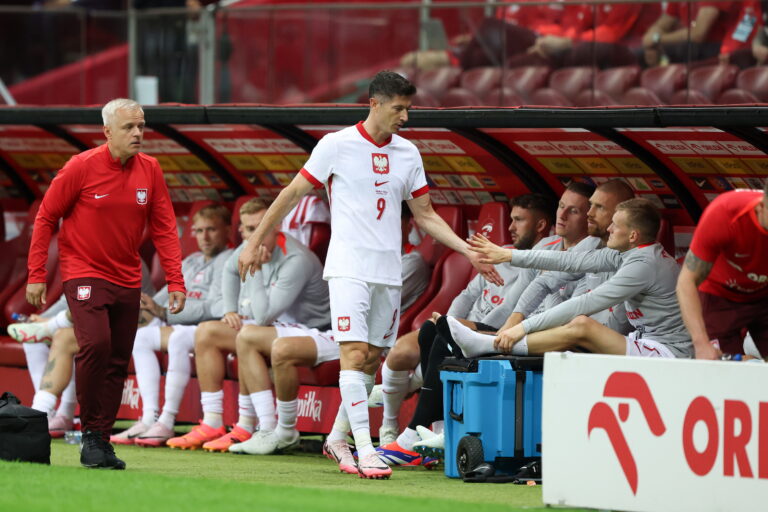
446;246;522;327
222;233;330;329
153;249;232;325
481;235;563;328
513;243;692;357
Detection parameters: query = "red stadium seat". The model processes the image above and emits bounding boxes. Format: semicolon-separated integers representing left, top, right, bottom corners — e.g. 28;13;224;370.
412;205;464;267
621;87;665;106
501;66;551;101
474;201;511;246
574;89;617;107
414;67;462;100
686;65;739;102
482;87;524;106
409;251;474;331
307;222;331;264
595;65;641;100
459;67;502;98
529;88;573;106
410;91;441;107
441;88;483;107
735;66;768;102
547;67;594;102
669;89;713;105
640;64;687;104
717;88;761;104
0;200;42;319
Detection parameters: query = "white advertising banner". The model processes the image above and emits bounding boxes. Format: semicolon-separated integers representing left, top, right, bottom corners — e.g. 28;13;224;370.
542;352;768;512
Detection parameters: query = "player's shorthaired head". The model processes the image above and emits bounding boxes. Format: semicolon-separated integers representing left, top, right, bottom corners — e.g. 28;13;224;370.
102;98;145;161
368;71;416;103
608;198;661;251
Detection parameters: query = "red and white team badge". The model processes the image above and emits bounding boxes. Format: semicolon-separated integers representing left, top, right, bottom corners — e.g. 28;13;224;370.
371;153;389;175
76;286;91;301
136;188;148;205
337;316;351;332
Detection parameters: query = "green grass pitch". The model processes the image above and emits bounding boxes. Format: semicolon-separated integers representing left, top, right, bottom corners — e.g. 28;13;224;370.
0;439;590;512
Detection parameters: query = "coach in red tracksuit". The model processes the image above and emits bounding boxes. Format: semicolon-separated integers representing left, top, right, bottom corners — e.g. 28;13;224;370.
26;98;186;470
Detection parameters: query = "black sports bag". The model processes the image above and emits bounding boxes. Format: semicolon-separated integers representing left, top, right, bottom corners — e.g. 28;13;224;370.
0;391;51;464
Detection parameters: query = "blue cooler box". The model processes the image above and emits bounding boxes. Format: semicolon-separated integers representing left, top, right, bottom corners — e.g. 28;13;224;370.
440;356;543;478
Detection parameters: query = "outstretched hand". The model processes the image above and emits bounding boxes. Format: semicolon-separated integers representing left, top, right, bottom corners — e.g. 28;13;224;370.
469;233;514;265
467;250;504;287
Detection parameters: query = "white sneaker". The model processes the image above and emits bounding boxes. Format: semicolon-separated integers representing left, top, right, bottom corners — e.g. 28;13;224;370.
368;384;384;408
8;321;53;344
413;431;444;460
378;425;398;446
415;425;438;441
229;429;300;455
110;421;150;445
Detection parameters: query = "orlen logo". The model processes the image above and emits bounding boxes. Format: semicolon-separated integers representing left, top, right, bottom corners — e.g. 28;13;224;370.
120;377;141;410
587;372;666;495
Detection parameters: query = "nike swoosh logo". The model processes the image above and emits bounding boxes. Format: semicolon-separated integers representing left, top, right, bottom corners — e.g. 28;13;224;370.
351;400;366;407
383;333;393;339
375;181;389;187
94;194;109;199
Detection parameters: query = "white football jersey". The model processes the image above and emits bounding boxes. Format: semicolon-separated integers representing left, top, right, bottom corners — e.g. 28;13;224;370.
300;122;429;286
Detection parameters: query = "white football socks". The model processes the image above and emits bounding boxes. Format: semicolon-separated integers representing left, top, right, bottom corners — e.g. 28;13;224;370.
23;343;49;393
381;362;409;429
48;310;73;332
276;399;298;441
56;371;77;419
132;326;161;425
201;390;224;428
31;390;58;418
158;327;195;429
250;390;276;432
236;394;256;432
339;370;374;458
446;316;498;358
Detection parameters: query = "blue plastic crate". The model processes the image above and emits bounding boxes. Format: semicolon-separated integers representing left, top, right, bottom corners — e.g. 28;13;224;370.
440;357;543;478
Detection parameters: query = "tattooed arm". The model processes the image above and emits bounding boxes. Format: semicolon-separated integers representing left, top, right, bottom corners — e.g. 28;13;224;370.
676;250;717;359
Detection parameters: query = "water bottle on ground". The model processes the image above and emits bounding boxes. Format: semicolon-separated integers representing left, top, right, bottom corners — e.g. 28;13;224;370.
64;431;82;444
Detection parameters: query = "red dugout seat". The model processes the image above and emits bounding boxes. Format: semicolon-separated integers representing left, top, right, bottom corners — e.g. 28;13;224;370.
414;67;462;100
735;66;768;102
621;87;664;106
0;200;42;321
482;87;524;106
530;88;573;106
670;89;713;105
409;252;475;330
640;64;687;104
685;65;739;103
441;88;482;107
474;201;511;246
717;88;761;104
459;67;502;98
410;91;440;107
595;65;641;101
501;66;551;101
574;89;617;107
547;67;594;102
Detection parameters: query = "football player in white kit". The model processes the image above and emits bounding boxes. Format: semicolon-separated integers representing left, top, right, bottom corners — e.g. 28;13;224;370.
238;71;502;479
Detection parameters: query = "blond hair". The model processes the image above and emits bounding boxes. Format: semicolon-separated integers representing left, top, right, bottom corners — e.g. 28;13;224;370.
239;197;272;216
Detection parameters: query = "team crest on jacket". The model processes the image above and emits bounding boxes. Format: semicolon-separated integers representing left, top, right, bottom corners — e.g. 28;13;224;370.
77;286;91;301
372;154;389;175
136;188;148;205
337;316;351;332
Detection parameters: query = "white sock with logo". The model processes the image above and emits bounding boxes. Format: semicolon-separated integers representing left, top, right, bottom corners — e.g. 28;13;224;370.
201;390;224;428
250;390;276;432
446;316;497;358
56;371;77;419
237;394;256;433
158;327;195;429
48;310;73;332
132;326;162;426
31;390;58;418
382;362;409;429
23;343;49;393
339;370;374;458
396;427;420;451
276;399;299;441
